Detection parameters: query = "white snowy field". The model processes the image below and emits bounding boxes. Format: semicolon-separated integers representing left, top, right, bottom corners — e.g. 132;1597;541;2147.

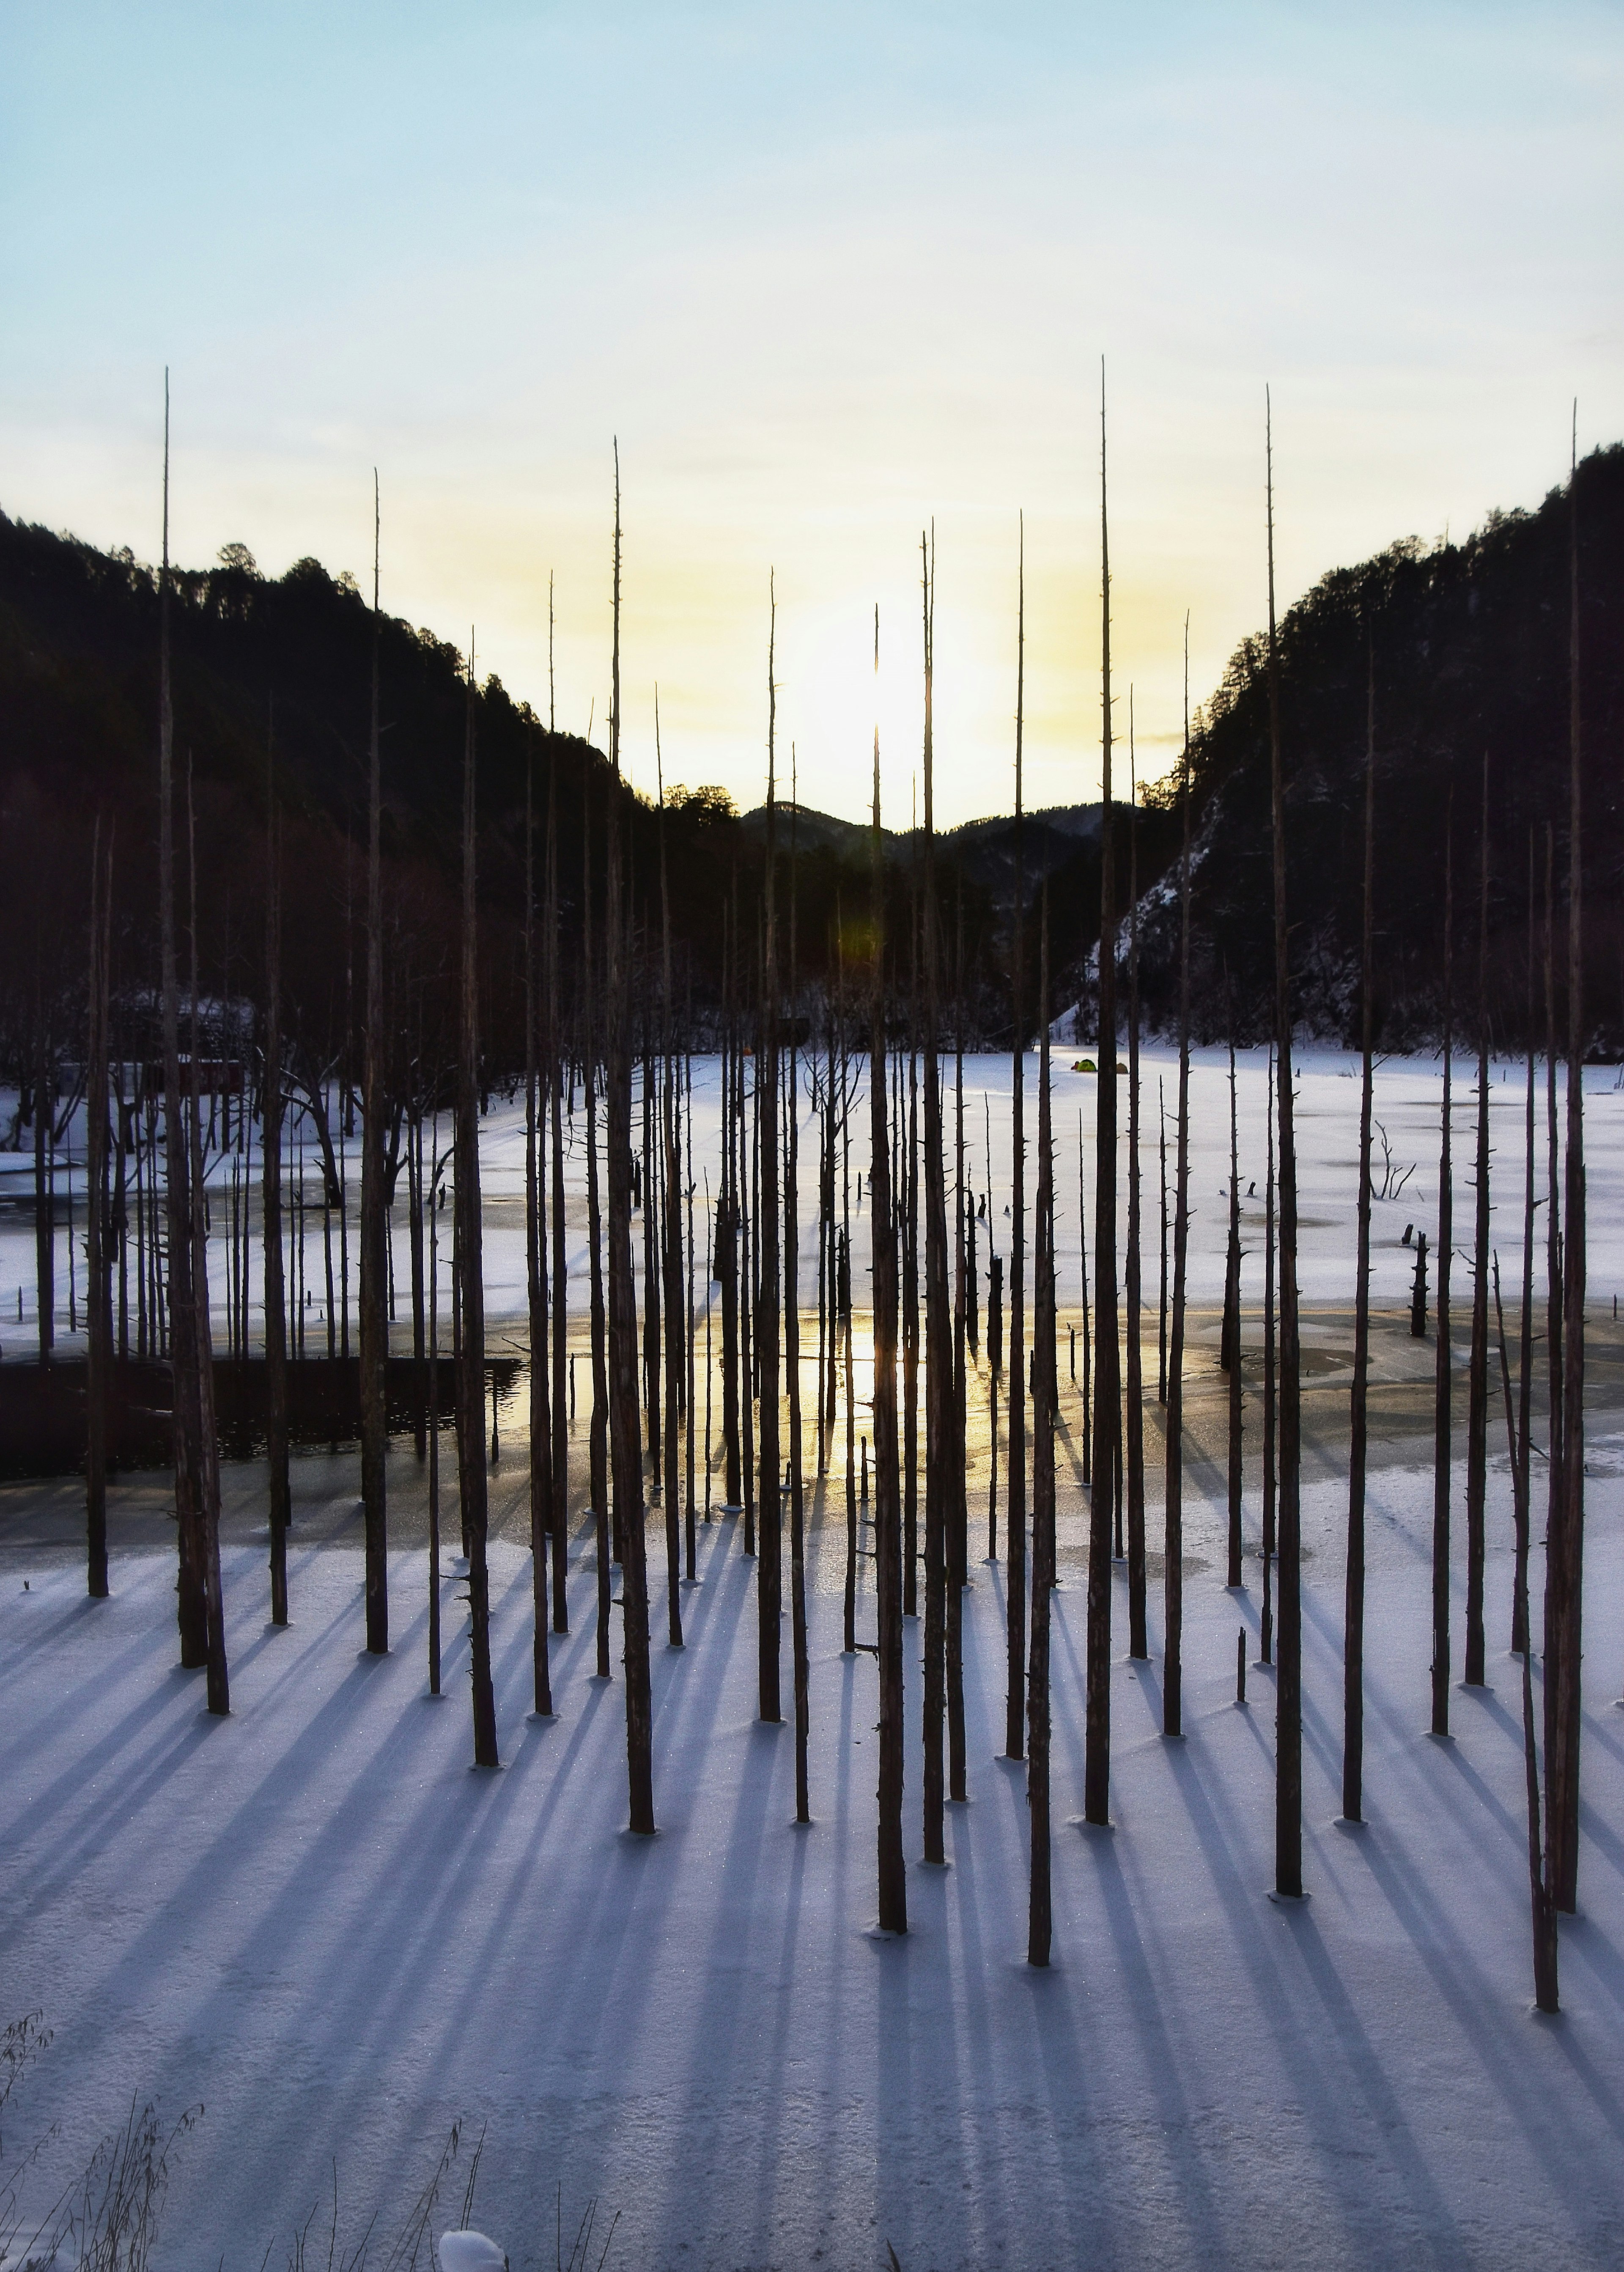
3;1453;1624;2272
4;1049;1623;1356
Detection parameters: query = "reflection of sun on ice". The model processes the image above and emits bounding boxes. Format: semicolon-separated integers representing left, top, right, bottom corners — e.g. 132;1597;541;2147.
439;2233;505;2272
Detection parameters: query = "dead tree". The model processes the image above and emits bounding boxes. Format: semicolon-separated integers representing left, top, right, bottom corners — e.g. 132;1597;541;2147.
756;588;783;1718
157;384;210;1676
1266;394;1303;1897
1464;754;1491;1687
457;640;499;1769
1163;631;1193;1740
1086;371;1118;1829
1549;427;1586;1916
1006;523;1029;1762
1344;641;1375;1823
1431;815;1455;1739
359;475;390;1657
525;748;554;1712
1028;887;1057;1964
1223;1034;1243;1589
605;450;655;1830
1125;709;1147;1657
85;823;113;1600
870;616;906;1928
921;531;950;1865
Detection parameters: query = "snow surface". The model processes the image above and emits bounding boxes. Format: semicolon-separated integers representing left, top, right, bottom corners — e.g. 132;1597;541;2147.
3;1051;1624;2269
4;1050;1623;1358
2;1455;1623;2270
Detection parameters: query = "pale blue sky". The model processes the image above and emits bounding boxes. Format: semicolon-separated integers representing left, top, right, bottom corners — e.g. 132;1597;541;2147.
4;2;1619;819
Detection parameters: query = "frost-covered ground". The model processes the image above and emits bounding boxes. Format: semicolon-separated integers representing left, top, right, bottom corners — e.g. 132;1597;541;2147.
4;1049;1623;1353
2;1454;1624;2270
3;1050;1624;2269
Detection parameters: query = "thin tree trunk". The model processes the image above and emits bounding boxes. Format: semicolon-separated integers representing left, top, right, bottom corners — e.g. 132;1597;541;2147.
871;631;905;1924
1267;395;1303;1896
757;590;782;1718
1164;642;1192;1739
1432;819;1455;1738
1028;886;1056;1964
1125;716;1147;1657
457;641;499;1769
1344;642;1375;1823
605;450;654;1830
359;477;389;1656
921;532;949;1864
1465;753;1491;1686
525;750;553;1711
1550;429;1586;1916
1006;517;1027;1762
85;823;112;1599
157;385;209;1674
1087;373;1118;1829
1224;1035;1243;1588
549;752;570;1635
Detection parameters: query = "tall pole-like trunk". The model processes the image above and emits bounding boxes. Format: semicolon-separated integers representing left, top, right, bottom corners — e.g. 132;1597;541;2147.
605;449;655;1830
757;587;782;1719
186;759;228;1714
657;702;684;1646
34;1021;54;1369
871;612;905;1927
947;882;966;1800
1261;1046;1277;1665
158;383;209;1673
85;823;112;1600
1550;425;1586;1916
1028;886;1056;1964
458;641;499;1768
360;476;389;1655
1164;631;1192;1739
1086;369;1118;1828
1344;641;1375;1823
525;749;554;1712
1512;837;1536;1657
1266;393;1303;1897
1432;818;1455;1738
921;531;950;1865
584;787;612;1670
1005;518;1027;1762
1464;754;1491;1686
1224;1034;1243;1588
1125;708;1146;1657
548;750;570;1634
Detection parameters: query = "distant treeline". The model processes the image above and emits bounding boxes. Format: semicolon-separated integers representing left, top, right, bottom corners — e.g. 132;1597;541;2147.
0;443;1619;1103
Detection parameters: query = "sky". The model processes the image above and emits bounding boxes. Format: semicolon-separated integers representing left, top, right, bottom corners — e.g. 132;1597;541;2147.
2;2;1619;824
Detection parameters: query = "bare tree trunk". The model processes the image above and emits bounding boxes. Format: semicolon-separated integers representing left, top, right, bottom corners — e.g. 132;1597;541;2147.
605;450;655;1830
1344;642;1375;1823
1267;395;1303;1897
85;823;112;1599
1550;430;1586;1915
457;643;499;1769
1086;372;1118;1829
549;752;570;1635
359;478;389;1655
1261;1047;1276;1664
1028;887;1056;1964
1224;1035;1243;1589
157;386;209;1674
1432;820;1455;1738
1465;753;1491;1687
1164;645;1192;1740
657;708;684;1647
1005;520;1027;1762
34;1021;54;1370
1125;720;1147;1657
584;789;611;1672
1496;1257;1559;2008
525;751;553;1712
921;532;949;1866
186;759;229;1714
870;628;905;1927
757;589;782;1718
